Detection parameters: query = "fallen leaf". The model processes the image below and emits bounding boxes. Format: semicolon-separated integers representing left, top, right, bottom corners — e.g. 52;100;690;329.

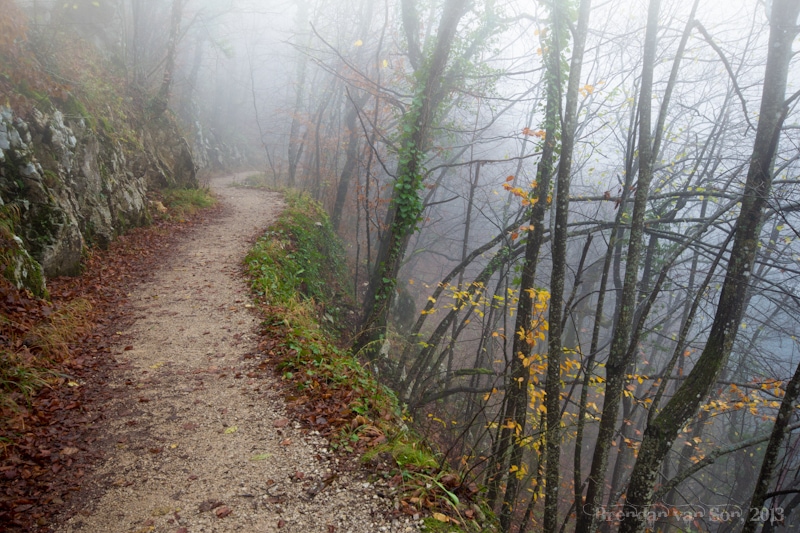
250;453;271;461
215;505;232;518
224;426;238;434
278;519;286;528
198;500;223;512
433;512;450;522
280;438;292;446
273;418;289;428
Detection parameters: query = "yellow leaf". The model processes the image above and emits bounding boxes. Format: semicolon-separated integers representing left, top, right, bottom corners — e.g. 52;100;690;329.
224;426;238;434
382;59;389;68
433;512;450;523
354;39;363;47
250;453;271;461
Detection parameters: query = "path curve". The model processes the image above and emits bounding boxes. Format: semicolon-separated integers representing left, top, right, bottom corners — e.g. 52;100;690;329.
58;175;418;533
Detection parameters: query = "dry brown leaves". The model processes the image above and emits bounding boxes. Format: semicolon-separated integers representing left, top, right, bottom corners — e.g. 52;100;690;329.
0;204;220;531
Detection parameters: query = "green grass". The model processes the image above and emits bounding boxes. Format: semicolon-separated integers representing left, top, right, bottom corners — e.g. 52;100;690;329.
0;349;54;409
244;191;495;532
160;188;216;220
363;438;439;471
246;190;348;311
0;297;91;411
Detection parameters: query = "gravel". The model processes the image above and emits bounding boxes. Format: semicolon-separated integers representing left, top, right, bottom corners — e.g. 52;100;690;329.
55;174;421;533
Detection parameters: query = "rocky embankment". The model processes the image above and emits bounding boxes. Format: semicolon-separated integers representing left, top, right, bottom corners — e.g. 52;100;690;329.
0;102;198;296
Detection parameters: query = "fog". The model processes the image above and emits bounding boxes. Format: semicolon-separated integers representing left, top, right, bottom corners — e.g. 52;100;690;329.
11;0;800;531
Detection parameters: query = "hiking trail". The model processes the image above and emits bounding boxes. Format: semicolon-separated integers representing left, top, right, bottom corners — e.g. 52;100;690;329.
57;174;419;533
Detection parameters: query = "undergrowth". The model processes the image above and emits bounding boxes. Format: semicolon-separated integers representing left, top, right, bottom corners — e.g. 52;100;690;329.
245;191;494;532
159;188;216;221
246;190;349;326
0;282;91;413
237;172;276;189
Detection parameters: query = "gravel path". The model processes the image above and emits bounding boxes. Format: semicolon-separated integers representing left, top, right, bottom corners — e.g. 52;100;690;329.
58;174;419;533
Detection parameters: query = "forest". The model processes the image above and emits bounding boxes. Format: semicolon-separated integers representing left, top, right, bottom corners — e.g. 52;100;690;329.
4;0;800;532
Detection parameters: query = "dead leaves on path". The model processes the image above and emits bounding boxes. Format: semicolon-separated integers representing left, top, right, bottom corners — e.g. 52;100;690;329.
1;213;214;531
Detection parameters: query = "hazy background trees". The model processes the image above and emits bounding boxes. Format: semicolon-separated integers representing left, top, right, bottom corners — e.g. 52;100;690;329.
13;0;800;531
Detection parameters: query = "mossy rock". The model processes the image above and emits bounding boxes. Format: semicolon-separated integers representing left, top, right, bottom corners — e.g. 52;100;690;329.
0;234;47;298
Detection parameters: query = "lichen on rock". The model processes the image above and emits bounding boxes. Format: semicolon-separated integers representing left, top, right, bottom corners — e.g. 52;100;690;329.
0;101;198;293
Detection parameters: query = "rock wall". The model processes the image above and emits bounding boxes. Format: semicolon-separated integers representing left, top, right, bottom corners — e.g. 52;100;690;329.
0;104;197;295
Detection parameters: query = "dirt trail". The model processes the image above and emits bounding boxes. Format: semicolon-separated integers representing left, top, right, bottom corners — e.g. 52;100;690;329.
58;175;418;533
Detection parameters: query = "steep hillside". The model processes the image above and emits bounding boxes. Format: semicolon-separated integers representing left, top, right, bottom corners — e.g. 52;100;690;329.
0;1;197;295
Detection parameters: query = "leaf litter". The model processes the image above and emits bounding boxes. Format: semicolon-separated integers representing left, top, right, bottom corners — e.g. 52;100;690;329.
5;174;422;533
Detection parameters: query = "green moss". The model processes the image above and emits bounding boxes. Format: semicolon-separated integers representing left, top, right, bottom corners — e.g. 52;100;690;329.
16;79;53;111
26;202;64;251
41;169;60;189
1;247;48;299
363;439;439;471
98;116;113;134
61;94;96;129
0;204;48;298
421;517;464;532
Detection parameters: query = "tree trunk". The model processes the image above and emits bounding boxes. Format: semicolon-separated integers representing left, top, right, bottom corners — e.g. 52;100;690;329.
332;94;366;231
353;0;471;359
619;2;800;531
497;3;563;524
578;2;661;530
542;1;592;531
287;0;309;188
742;360;800;533
154;0;183;115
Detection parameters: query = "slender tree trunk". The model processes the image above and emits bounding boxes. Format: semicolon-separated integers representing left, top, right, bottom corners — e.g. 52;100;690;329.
354;0;471;359
578;2;661;531
497;13;561;527
287;0;309;188
154;0;183;115
741;356;800;533
332;94;366;231
619;2;800;531
542;1;591;532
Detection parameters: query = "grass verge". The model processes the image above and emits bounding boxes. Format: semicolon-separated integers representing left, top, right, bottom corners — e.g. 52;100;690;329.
0;289;91;413
158;187;217;221
245;191;494;532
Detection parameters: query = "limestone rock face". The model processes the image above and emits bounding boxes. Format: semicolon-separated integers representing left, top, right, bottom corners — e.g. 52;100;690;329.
0;105;198;287
0;233;47;299
139;115;197;190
